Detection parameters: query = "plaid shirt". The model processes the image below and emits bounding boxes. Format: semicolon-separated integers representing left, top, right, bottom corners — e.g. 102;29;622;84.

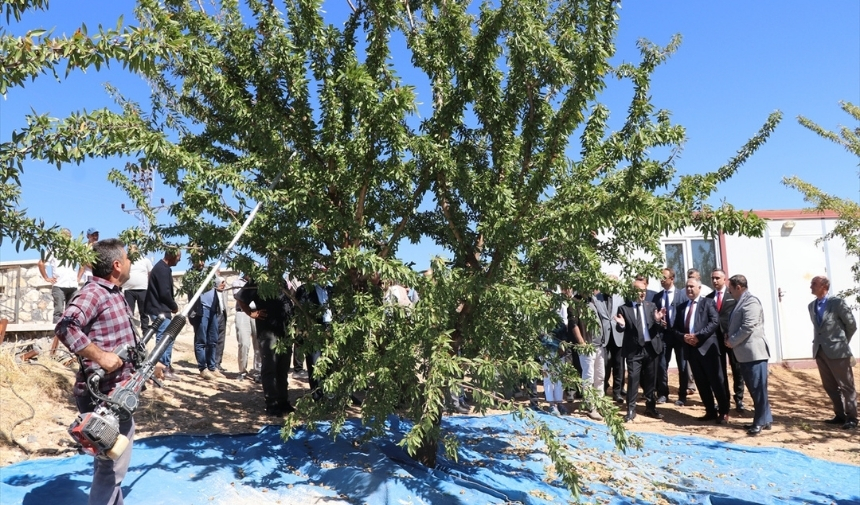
55;276;136;396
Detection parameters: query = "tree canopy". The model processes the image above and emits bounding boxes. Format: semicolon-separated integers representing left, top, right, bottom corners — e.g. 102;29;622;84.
784;101;860;305
1;0;781;495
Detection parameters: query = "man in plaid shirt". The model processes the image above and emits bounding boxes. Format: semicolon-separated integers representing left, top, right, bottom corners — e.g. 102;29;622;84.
56;238;135;505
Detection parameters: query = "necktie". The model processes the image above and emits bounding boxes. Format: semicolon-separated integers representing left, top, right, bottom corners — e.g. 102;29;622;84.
636;303;651;343
716;290;722;311
664;292;671;324
817;299;825;324
685;300;696;333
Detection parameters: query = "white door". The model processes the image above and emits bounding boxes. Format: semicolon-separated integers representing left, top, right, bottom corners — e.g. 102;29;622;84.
770;236;827;360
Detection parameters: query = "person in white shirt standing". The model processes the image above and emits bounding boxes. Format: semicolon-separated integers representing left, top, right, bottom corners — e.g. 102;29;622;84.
77;227;99;284
38;228;80;324
122;244;153;334
232;272;260;381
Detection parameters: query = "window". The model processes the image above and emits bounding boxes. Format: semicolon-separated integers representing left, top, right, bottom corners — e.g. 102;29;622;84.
692;239;718;290
663;238;719;290
664;243;686;290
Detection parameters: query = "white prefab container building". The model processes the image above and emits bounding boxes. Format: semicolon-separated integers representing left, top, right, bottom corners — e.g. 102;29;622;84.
652;209;858;365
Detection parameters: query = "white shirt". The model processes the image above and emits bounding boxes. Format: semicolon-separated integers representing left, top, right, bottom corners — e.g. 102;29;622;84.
122;257;153;291
80;243;94;283
663;289;677;326
634;302;652;342
713;287;728;311
384;284;412;307
46;252;78;288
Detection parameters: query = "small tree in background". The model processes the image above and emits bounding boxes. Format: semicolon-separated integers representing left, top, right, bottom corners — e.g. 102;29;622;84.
1;0;781;495
0;0;160;264
783;101;860;306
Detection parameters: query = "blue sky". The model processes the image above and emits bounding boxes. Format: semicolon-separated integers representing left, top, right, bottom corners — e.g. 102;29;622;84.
2;1;858;271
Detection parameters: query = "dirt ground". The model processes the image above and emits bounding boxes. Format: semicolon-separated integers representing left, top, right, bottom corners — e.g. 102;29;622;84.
1;331;858;469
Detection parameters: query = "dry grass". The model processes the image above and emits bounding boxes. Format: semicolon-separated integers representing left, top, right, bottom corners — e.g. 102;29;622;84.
0;349;79;459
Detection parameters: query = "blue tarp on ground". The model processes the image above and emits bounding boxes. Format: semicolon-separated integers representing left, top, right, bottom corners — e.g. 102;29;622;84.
1;413;858;504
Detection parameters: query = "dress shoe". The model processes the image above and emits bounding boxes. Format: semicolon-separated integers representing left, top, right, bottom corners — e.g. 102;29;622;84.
644;408;664;420
624;410;636;422
698;412;719;422
674;399;686;407
266;402;295;417
453;403;470;415
747;423;771;435
656;396;667;405
735;402;746;413
620;390;628;396
743;423;772;430
716;414;730;425
824;415;847;425
842;420;858;430
613;396;625;403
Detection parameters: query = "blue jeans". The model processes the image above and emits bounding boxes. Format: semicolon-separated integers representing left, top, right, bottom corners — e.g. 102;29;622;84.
150;315;173;368
193;305;219;372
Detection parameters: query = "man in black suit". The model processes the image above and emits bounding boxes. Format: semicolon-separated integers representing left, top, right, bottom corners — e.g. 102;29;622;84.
653;267;688;405
614;277;665;422
707;269;744;412
669;277;728;423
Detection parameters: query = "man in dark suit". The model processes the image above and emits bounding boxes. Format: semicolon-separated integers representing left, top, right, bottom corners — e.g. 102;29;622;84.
669;277;728;423
707;269;743;412
614;277;665;422
653;267;687;405
808;275;858;430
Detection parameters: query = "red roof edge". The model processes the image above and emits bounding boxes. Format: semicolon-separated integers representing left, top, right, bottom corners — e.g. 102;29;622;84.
752;209;840;220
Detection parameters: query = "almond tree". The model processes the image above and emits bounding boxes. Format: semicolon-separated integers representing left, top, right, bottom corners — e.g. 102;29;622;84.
784;101;860;305
1;0;781;495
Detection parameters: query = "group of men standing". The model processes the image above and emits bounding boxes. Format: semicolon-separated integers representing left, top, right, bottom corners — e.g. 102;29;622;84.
575;267;856;436
606;269;774;434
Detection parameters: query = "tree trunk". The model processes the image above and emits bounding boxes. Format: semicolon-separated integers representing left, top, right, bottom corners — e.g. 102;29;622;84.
413;419;439;467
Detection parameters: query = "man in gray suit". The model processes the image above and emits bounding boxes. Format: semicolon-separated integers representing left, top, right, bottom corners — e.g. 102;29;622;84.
808;275;857;430
595;287;625;403
725;275;772;435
